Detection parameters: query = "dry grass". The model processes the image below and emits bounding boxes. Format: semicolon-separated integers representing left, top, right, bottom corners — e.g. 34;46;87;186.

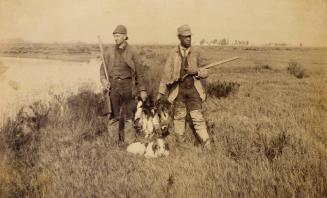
0;46;326;197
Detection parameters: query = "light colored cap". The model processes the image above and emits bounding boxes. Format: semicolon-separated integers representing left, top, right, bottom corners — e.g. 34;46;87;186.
177;24;192;36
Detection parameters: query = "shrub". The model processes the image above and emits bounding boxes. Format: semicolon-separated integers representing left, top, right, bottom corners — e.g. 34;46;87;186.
254;63;272;71
66;90;103;120
2;101;49;165
287;61;309;79
65;90;109;141
206;81;240;98
0;101;50;197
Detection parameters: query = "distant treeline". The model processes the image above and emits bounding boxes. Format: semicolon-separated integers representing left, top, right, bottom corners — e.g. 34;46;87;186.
199;39;250;46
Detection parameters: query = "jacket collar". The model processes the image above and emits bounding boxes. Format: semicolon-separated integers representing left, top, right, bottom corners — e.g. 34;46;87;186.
175;44;192;54
116;41;128;51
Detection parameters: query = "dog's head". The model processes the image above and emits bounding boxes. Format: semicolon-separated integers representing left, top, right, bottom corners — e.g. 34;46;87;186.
153;138;169;157
144;138;169;158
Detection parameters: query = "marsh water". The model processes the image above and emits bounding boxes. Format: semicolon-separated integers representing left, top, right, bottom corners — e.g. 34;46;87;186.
0;56;102;121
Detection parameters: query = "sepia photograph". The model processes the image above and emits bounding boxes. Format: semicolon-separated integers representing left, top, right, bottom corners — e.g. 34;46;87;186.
0;0;326;197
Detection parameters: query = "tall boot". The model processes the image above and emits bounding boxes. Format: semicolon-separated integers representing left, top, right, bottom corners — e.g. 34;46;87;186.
189;110;210;145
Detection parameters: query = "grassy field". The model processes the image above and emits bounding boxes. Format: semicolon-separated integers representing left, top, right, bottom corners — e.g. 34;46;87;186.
0;44;326;197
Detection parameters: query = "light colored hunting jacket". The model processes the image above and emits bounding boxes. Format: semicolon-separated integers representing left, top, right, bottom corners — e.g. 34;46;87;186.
158;46;209;103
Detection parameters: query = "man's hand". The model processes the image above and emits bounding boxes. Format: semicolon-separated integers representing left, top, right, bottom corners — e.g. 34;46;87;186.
198;68;209;78
140;91;147;101
101;79;110;90
185;67;198;75
185;67;208;78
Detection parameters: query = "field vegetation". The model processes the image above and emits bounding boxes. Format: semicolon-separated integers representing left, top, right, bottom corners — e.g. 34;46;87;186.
0;44;326;197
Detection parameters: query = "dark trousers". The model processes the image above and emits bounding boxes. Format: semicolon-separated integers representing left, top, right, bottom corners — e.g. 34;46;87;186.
108;78;135;142
175;79;202;111
110;78;134;120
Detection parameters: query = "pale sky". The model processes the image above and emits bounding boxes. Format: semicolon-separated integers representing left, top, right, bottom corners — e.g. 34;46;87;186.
0;0;326;46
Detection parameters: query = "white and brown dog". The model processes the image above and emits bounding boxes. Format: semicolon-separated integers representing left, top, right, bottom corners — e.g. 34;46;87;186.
130;97;171;158
126;138;169;158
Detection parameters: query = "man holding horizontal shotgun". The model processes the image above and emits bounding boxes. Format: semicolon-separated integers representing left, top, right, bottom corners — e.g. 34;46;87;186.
156;24;212;149
157;24;238;149
99;24;147;145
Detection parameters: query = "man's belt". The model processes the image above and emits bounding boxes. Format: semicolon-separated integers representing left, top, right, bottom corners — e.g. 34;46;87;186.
111;76;132;81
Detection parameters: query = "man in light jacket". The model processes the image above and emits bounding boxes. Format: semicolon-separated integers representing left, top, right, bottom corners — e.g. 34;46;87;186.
157;24;211;148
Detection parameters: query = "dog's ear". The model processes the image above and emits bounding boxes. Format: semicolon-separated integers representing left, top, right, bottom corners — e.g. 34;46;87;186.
152;142;159;152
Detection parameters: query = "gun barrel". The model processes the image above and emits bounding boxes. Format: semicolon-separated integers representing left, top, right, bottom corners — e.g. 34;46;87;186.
203;56;239;69
97;36;112;115
167;57;239;90
97;36;109;81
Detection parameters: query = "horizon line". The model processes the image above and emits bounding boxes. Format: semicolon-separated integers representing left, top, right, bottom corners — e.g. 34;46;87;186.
0;40;326;48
